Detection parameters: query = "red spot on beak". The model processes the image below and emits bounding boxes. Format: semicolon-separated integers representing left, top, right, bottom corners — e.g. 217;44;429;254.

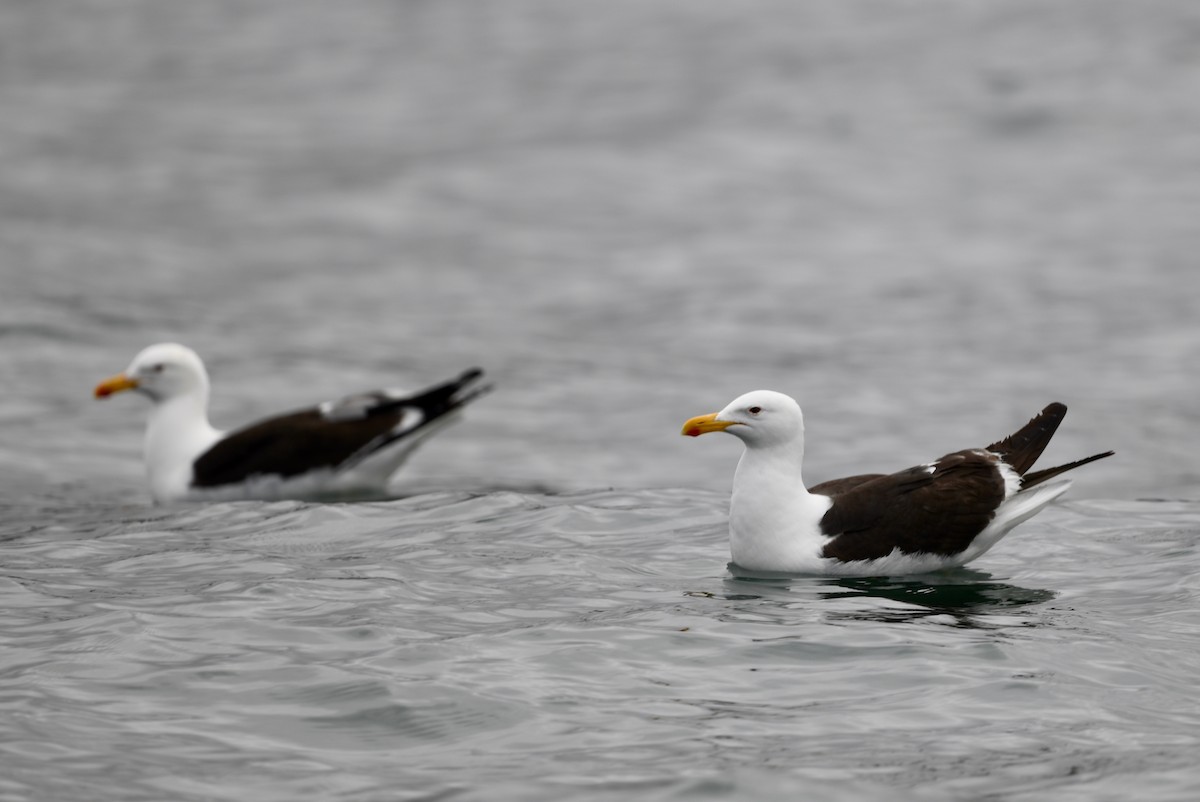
685;426;701;437
94;373;138;399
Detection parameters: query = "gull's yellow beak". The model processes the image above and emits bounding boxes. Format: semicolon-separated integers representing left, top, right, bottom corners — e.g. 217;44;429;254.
94;373;139;399
681;412;740;437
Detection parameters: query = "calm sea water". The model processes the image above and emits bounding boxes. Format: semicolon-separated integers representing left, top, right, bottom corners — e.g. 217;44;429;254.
3;1;1200;800
3;493;1199;801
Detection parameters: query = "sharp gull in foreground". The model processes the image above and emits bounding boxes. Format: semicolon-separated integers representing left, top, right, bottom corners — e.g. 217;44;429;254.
95;343;491;503
682;391;1113;575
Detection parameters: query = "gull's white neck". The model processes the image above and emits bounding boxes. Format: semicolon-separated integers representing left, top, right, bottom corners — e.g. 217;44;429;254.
144;390;221;503
728;440;833;572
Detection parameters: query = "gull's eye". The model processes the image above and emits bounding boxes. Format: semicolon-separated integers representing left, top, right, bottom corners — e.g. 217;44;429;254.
150;363;165;374
748;406;762;415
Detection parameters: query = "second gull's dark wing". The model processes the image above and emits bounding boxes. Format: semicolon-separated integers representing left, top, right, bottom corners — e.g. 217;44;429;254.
191;368;488;488
191;406;411;487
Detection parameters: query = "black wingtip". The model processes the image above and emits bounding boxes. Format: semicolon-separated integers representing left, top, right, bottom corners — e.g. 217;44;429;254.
986;402;1069;476
421;367;491;409
1021;449;1115;489
452;368;494;407
359;367;492;421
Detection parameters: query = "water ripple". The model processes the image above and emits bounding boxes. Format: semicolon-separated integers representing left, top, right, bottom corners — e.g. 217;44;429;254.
3;490;1200;800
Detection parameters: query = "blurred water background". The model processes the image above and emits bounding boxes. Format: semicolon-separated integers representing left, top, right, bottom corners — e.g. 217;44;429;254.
2;1;1199;800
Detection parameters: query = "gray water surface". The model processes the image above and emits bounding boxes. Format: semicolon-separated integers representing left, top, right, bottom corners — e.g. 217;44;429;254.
4;493;1199;801
3;1;1200;800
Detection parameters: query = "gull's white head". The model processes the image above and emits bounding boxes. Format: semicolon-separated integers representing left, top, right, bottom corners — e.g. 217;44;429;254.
681;390;804;449
94;343;211;404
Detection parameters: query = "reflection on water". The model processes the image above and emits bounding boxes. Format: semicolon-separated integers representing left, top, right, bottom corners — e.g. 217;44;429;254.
709;565;1056;625
819;573;1057;625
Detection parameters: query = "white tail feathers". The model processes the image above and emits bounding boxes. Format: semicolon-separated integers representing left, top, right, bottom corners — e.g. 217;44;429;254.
998;479;1072;532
